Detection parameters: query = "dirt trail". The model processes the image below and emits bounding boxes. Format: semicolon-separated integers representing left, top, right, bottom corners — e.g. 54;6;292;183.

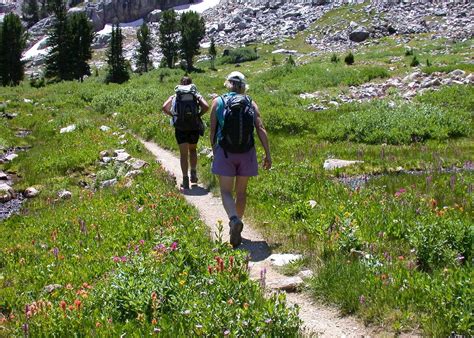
141;139;375;337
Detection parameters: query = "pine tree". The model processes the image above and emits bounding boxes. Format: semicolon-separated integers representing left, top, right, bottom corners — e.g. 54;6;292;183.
68;12;94;81
179;11;205;72
0;13;27;86
105;24;129;84
45;0;73;81
209;37;216;70
159;9;179;69
136;22;152;73
22;0;39;28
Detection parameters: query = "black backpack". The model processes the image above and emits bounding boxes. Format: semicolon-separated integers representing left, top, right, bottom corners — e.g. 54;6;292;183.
173;85;200;131
218;94;255;154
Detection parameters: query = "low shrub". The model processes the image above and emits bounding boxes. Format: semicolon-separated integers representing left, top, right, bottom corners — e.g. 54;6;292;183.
219;47;259;64
344;52;354;65
410;55;420;67
325;102;470;144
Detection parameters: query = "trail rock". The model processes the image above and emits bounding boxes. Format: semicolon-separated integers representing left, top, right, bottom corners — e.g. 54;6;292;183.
0;183;16;203
125;170;143;178
44;284;62;293
60;125;76;134
100;125;111;132
24;187;40;198
101;178;117;188
127;158;148;170
0;171;8;180
297;269;314;279
267;276;304;292
58;190;72;200
5;154;18;162
323;159;363;170
266;254;302;267
116;152;131;162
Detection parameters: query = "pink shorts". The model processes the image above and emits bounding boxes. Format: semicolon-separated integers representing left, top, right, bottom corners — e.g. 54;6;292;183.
212;146;258;177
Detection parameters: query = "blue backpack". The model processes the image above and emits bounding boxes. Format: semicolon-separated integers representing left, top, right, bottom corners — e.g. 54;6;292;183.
218;94;255;154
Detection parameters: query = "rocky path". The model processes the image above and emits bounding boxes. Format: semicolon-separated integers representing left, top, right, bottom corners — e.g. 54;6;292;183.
141;139;375;337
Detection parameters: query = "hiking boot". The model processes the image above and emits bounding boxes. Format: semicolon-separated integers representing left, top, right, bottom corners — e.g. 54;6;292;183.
229;216;243;248
181;176;190;190
190;169;198;184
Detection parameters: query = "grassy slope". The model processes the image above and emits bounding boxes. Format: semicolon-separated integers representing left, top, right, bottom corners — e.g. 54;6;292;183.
1;3;473;335
0;83;300;335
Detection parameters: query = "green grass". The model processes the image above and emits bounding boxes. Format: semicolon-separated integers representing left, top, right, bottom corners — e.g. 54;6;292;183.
1;6;473;335
0;81;301;336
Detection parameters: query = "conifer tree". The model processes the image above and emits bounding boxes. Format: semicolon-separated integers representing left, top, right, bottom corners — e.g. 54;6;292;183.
0;13;27;86
45;0;72;81
136;22;152;73
105;24;129;84
68;12;94;81
179;11;205;72
22;0;39;28
209;37;216;70
159;9;179;68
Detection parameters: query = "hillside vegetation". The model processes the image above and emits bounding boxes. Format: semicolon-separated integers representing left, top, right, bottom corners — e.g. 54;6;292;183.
1;4;473;336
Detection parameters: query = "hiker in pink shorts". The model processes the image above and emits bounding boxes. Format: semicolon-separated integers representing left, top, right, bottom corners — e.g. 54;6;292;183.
209;71;272;248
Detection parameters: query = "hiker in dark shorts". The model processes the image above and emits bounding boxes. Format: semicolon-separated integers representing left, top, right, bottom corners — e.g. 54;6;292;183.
209;71;272;248
162;76;209;189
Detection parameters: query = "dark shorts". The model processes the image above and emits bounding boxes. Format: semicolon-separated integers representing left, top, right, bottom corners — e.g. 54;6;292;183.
212;146;258;177
175;129;200;145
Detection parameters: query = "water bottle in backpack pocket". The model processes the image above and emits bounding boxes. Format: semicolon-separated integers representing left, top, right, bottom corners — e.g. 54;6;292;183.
173;85;201;131
219;94;255;153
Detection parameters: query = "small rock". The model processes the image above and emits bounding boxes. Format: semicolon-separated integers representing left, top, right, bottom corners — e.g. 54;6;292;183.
23;98;33;103
24;187;39;198
114;149;126;156
297;269;314;279
127;158;148;170
266;276;303;292
102;156;113;163
308;200;317;208
0;183;16;203
58;190;72;200
119;140;127;145
60;124;76;134
44;284;62;293
101;178;117;188
99;150;109;158
100;125;111;132
5;154;18;162
125;170;143;178
266;254;302;267
0;171;8;180
116;152;131;162
449;69;465;77
323;159;363;170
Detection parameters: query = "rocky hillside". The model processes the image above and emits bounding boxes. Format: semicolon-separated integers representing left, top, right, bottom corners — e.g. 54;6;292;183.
16;0;474;74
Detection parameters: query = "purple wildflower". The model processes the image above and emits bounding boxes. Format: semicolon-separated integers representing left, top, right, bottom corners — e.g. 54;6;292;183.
52;247;59;259
121;256;127;262
139;239;145;245
113;256;120;263
170;242;178;251
359;295;366;304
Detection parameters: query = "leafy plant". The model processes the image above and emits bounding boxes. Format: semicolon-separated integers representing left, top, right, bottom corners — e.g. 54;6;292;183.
344;52;354;65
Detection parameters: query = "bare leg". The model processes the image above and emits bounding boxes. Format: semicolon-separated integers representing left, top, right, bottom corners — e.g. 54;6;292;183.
234;176;250;219
178;143;189;178
219;175;237;219
189;143;198;171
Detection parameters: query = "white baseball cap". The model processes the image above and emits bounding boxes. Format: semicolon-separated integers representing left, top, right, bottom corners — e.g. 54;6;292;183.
226;71;246;84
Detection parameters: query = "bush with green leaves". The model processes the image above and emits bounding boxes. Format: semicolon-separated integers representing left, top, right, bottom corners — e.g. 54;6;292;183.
410;55;420;67
326;102;470;144
330;53;340;63
219;47;258;64
344;52;354;65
